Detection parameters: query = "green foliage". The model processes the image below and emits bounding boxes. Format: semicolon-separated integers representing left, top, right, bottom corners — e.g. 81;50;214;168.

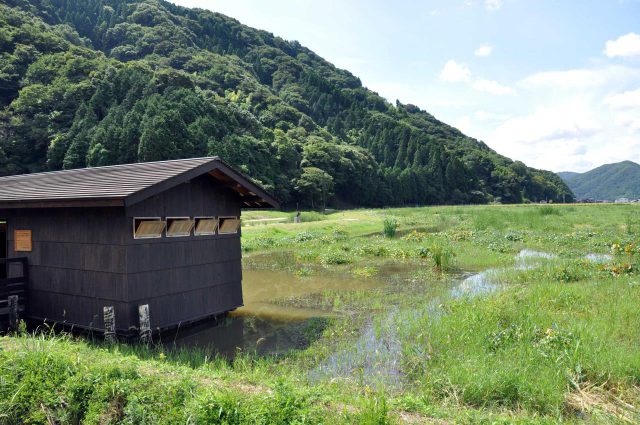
294;167;334;209
428;243;455;272
355;395;390;425
0;0;573;206
382;218;398;238
2;204;640;423
560;160;640;200
538;205;561;216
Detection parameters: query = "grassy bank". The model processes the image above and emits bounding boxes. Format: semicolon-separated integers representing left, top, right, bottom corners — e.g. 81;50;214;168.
1;204;639;423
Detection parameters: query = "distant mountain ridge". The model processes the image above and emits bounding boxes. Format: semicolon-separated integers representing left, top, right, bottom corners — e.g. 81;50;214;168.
558;161;640;200
557;171;579;181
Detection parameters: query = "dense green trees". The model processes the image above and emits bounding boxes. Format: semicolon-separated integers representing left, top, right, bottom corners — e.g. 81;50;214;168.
0;0;574;207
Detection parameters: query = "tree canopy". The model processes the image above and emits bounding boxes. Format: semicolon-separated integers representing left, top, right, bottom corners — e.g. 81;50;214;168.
0;0;574;207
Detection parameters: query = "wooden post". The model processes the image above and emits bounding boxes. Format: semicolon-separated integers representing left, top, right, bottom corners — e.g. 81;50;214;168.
138;304;151;344
8;295;18;331
103;306;116;343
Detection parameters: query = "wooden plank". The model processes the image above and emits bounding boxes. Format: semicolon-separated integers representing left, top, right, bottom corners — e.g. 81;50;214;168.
14;230;32;252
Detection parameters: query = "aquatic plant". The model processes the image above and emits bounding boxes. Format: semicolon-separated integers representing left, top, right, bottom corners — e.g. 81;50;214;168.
429;243;455;272
401;230;426;242
352;267;379;278
321;252;352;265
382;218;398;238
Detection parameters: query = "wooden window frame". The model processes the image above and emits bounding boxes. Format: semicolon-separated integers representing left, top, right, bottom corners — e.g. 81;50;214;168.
166;217;195;238
218;216;241;235
133;217;165;239
194;217;218;236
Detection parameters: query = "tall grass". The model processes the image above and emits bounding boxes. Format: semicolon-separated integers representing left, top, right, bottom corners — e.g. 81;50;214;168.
429;243;454;272
0;331;391;424
538;205;561;216
3;204;640;423
400;266;640;417
382;218;398;238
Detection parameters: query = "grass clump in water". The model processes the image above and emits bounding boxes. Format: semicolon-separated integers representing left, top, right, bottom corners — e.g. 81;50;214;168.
352;266;379;278
428;243;455;273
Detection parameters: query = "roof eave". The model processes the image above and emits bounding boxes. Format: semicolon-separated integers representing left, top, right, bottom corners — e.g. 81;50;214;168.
123;159;280;209
0;198;125;209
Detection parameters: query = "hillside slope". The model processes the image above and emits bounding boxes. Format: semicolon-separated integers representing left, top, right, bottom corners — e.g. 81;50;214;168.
559;161;640;200
557;171;579;181
0;0;573;206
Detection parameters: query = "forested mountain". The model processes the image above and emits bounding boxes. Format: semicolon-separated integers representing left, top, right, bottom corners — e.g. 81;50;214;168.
557;171;579;181
0;0;573;207
559;161;640;201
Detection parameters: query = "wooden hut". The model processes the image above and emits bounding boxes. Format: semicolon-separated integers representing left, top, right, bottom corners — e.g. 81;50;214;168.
0;157;278;336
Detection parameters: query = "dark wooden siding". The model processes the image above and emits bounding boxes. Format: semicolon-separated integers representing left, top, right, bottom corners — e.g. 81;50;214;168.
0;174;245;334
0;207;130;332
124;174;243;330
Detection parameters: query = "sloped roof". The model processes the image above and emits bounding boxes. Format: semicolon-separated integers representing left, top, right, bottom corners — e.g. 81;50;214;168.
0;157;279;209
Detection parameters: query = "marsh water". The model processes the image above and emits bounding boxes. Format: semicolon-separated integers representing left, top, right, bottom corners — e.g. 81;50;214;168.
164;249;563;387
165;252;506;359
164;257;408;357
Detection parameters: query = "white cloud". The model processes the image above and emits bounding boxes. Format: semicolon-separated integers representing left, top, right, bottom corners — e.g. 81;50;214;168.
485;0;503;11
439;60;472;83
604;88;640;109
472;79;516;95
475;65;640;171
604;88;640;134
604;32;640;58
485;99;607;171
440;60;514;95
520;66;640;91
474;44;493;57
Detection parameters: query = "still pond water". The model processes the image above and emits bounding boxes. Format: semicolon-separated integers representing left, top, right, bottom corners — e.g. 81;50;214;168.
160;250;570;388
162;252;501;358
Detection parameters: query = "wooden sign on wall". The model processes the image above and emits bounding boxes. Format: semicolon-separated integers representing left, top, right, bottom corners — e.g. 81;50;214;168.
14;230;32;252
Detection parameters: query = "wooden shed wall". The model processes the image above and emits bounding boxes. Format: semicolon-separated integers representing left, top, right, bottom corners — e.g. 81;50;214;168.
0;173;245;334
1;207;130;332
124;174;243;330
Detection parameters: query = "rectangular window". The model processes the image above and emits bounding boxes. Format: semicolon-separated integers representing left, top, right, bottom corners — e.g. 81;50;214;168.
133;218;165;239
218;217;241;234
194;217;218;236
166;217;195;237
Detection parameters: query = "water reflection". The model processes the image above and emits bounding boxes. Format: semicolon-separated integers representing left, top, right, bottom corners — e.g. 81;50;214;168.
234;268;385;319
163;315;329;357
166;264;385;357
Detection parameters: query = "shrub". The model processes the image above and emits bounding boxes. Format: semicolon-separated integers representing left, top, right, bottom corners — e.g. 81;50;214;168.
299;211;327;223
382;218;398;238
294;231;317;242
359;244;389;257
538;206;561;216
321;252;351;265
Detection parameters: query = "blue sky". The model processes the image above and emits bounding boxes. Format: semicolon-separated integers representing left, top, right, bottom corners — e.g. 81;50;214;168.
171;0;640;172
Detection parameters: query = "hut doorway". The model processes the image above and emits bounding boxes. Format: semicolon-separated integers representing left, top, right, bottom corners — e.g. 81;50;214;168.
0;220;6;279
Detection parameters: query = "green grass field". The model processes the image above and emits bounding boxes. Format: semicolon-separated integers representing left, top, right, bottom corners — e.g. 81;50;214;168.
1;204;639;424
